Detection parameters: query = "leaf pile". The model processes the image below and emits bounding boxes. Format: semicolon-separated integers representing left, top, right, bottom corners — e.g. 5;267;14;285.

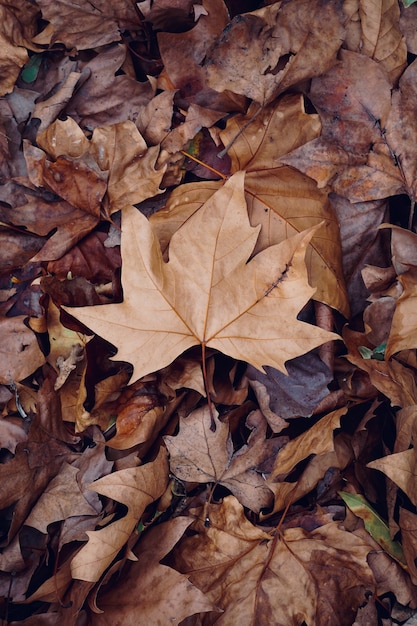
2;1;417;624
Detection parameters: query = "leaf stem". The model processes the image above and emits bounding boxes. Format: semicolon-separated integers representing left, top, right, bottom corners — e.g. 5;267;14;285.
201;342;216;431
180;150;228;180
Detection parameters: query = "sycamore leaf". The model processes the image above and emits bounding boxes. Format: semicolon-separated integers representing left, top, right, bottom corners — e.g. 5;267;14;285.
165;407;274;513
172;496;375;626
64;172;337;383
152;96;349;316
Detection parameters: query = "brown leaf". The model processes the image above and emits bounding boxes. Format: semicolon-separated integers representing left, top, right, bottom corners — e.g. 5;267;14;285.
281;50;394;199
64;172;337;383
104;384;167;450
65;45;154;129
0;416;73;545
204;0;345;105
24;463;100;533
70;447;168;582
157;0;243;112
384;270;417;359
24;142;106;217
165;406;273;512
0;0;39;96
88;517;217;625
220;95;349;316
246;351;333;421
172;496;375;626
344;326;417;407
35;0;140;50
330;193;389;316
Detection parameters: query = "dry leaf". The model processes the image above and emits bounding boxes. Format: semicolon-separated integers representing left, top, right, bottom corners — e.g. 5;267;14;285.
71;447;168;582
358;0;407;82
368;448;417;506
65;172;337;383
165;406;273;512
204;0;345;105
88;517;218;625
0;317;45;384
172;496;375;626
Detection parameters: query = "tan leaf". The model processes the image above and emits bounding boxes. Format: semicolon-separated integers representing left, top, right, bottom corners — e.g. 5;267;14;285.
37;117;90;160
149;97;348;315
368;448;417;506
386;270;417;359
270;406;347;479
268;433;353;515
165;406;273;512
71;447;168;582
64;172;337;383
358;0;407;83
0;317;45;384
90;121;166;213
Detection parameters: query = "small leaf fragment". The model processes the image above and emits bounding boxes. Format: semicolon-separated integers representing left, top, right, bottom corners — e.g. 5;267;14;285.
339;491;407;568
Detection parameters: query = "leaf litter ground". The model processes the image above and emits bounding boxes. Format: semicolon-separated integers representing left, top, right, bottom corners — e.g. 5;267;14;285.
2;1;417;624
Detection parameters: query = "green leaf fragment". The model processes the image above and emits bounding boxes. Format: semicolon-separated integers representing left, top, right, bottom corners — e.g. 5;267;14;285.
358;346;373;360
21;54;43;83
339;491;407;568
358;342;386;361
402;0;417;7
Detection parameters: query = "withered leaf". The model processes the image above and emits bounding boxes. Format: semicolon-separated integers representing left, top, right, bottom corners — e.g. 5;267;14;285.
165;407;273;512
204;0;345;105
70;447;168;582
172;496;375;626
65;172;337;383
88;517;217;625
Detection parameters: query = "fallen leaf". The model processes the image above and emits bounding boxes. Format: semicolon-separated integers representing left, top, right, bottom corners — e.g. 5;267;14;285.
339;491;407;567
220;94;349;317
368;448;417;506
88;517;218;625
64;172;337;383
357;0;407;82
0;316;45;384
24;463;100;534
204;0;345;105
172;496;375;626
270;407;347;479
35;0;140;50
246;351;333;421
70;447;168;582
165;406;274;512
0;0;39;96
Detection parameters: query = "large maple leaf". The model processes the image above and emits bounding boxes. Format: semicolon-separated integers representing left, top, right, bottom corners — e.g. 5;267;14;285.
64;172;337;383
